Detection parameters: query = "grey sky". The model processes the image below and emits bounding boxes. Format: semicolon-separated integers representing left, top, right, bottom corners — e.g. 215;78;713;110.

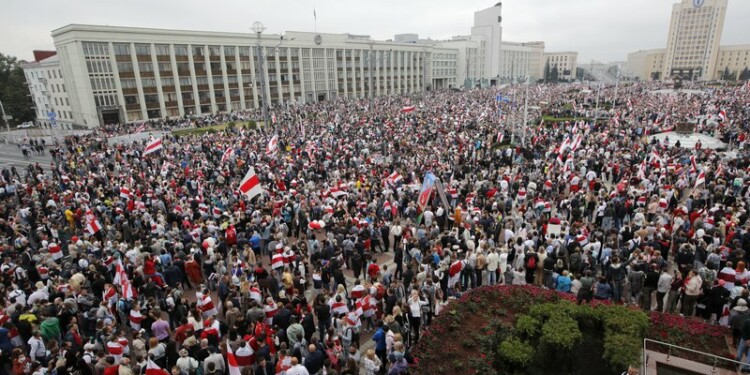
1;0;749;63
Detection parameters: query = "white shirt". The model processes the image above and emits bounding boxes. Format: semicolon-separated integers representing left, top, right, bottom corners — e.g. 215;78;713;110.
286;364;310;375
486;252;499;271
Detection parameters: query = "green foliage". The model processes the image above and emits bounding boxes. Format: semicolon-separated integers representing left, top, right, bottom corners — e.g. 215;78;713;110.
247;120;257;128
227;121;236;129
540;316;582;350
603;333;642;369
498;337;534;367
515;315;540;338
0;53;34;126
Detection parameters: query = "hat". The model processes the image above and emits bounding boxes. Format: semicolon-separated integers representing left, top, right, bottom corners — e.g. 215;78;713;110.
243;334;252;341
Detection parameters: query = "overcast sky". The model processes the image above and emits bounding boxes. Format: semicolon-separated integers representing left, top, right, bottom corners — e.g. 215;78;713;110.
1;0;749;63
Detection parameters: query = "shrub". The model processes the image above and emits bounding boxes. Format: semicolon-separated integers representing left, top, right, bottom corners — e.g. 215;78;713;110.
498;337;534;367
515;315;540;338
540;315;582;350
604;333;642;369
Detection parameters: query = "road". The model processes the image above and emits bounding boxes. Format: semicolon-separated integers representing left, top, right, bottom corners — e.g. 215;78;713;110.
0;143;53;171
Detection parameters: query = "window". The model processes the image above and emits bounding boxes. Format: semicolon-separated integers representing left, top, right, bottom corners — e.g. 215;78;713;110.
224;46;236;56
179;77;192;86
135;44;151;56
182;92;193;100
124;95;139;105
209;46;221;56
161;78;174;86
176;62;190;72
192;46;204;56
211;62;222;71
141;79;156;87
213;76;224;84
196;77;208;85
155;44;170;56
138;62;154;72
174;45;188;56
144;94;159;104
65;98;69;106
158;62;172;72
239;47;250;57
114;44;130;56
194;62;206;72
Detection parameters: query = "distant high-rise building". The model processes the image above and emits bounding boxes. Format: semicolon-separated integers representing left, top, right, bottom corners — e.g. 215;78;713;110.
662;0;727;81
471;2;503;85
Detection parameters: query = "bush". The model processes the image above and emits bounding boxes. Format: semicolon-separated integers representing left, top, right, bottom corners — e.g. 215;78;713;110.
603;333;642;369
247;121;257;129
515;316;540;338
498;337;534;367
540;316;582;350
227;121;236;129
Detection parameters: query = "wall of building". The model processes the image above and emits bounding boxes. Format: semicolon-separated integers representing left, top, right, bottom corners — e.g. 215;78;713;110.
714;44;750;80
625;49;666;80
662;0;727;81
544;52;578;80
471;3;503;82
499;41;545;81
22;55;76;129
50;25;430;127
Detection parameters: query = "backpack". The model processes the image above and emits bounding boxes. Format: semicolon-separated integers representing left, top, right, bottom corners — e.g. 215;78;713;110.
117;298;131;316
526;256;536;269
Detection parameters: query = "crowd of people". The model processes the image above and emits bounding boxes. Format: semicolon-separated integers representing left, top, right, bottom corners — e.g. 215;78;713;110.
0;80;749;375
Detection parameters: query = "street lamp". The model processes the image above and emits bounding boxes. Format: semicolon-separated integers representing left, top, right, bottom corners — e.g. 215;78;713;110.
251;21;271;130
0;99;9;132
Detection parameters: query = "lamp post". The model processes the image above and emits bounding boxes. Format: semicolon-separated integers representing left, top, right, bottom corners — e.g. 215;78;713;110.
0;99;9;132
251;21;271;130
521;76;529;147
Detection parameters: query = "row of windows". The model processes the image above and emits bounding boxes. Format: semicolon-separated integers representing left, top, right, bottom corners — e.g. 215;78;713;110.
53;97;70;106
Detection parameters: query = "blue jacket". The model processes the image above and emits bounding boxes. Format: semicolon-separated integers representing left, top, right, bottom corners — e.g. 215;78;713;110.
372;328;387;351
556;276;572;292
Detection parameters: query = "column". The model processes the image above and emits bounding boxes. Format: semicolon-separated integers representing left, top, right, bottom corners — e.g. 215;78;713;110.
170;45;185;117
220;46;231;111
150;43;167;118
107;42;128;122
129;42;148;119
236;47;246;110
186;44;200;115
204;46;217;113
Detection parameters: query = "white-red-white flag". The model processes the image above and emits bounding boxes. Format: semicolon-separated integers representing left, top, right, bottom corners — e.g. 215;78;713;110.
143;138;163;156
226;341;242;375
146;359;169;375
718;110;728;123
401;105;416;113
222;147;235;164
386;171;403;185
266;135;278;155
85;209;102;235
238;167;264;200
119;187;130;200
694;170;706;189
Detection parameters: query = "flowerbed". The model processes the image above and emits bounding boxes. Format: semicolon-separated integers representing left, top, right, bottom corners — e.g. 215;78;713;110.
410;285;731;375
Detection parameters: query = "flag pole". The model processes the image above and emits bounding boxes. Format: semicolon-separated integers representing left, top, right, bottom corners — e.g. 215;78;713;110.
314;8;317;33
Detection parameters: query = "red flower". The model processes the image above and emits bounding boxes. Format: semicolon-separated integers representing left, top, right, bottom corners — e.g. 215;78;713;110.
660;330;667;339
480;353;486;358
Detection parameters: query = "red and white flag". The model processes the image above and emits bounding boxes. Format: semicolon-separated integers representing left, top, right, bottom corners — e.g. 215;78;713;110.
143;138;163;156
222;147;235;164
146;359;169;375
226;341;242;375
85;209;102;235
718;110;728;123
386;171;403;186
238;167;264;200
120;187;130;200
694;170;706;189
271;113;277;124
401;105;416;113
497;132;504;144
266;135;279;155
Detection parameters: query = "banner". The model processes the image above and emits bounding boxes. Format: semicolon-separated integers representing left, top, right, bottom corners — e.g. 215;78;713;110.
417;172;437;210
435;179;453;213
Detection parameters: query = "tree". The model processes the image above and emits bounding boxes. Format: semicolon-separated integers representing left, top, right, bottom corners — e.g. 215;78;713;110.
740;67;750;81
0;53;34;126
544;61;551;83
550;65;559;82
722;66;736;81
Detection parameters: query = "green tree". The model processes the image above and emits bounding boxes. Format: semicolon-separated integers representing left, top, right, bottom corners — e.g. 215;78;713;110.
0;53;34;127
550;65;559;82
740;67;750;81
544;61;551;82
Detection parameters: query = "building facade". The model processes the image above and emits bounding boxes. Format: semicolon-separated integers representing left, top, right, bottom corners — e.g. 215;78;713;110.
436;36;485;88
499;41;545;82
49;24;432;127
21;53;76;129
471;2;503;85
544;52;578;81
714;44;750;80
625;49;667;80
662;0;727;81
626;44;750;81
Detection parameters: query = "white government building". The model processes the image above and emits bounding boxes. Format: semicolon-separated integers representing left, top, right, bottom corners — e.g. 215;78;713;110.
625;0;750;81
23;3;575;128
